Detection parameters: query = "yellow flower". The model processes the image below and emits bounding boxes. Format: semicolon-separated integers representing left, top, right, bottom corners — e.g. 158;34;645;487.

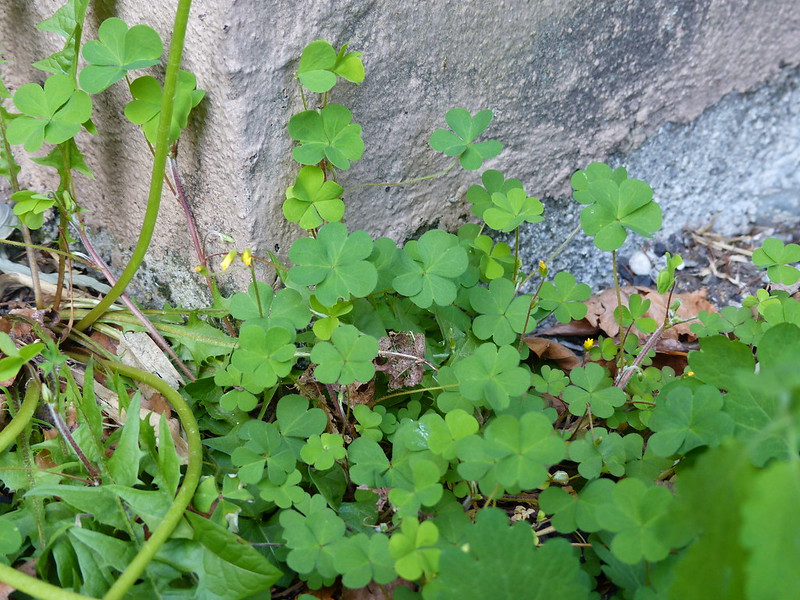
241;248;253;266
220;250;237;271
583;338;594;351
538;260;547;276
686;371;695;377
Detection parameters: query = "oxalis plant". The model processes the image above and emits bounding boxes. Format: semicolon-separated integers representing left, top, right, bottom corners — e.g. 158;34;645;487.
1;2;799;600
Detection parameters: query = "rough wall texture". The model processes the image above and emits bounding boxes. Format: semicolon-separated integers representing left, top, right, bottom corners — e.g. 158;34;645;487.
2;0;800;302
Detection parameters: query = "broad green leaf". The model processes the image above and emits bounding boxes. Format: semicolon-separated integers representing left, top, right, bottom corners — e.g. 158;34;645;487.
471;234;515;280
107;394;142;487
667;444;755;600
348;436;390;487
422;509;590;600
648;384;734;456
571;161;628;204
483;187;544;232
429;108;502;170
538;478;616;534
31;138;93;179
229;283;310;330
454;343;530;410
568;428;641;479
310;324;378;384
288;222;377;306
79;18;163;93
687;335;755;390
186;511;282;598
284;165;344;229
6;74;92;151
392;229;468;308
289;104;364;169
562;363;626;418
124;71;205;144
470;278;534;345
0;517;22;556
389;459;444;517
740;461;800;599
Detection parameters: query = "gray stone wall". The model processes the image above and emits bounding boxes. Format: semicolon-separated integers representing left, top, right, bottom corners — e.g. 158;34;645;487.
2;0;800;303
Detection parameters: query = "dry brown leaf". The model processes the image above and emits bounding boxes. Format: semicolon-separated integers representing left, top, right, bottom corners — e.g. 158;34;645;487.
539;318;599;338
584;286;716;341
523;337;580;371
376;332;427;390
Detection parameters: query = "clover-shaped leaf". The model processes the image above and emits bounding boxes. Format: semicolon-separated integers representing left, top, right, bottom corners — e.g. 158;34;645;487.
348;436;390;487
538;272;591;323
470;278;534;345
276;394;328;439
11;190;56;230
568;429;642;479
388;459;444;518
424;509;590;600
752;237;800;285
579;177;663;251
229;283;311;330
310;296;353;340
6;74;92;151
289;222;377;306
471;234;515;280
124;71;205;145
648;384;734;457
483;188;544;232
596;478;677;564
392;229;468;308
79;18;163;93
419;409;479;461
389;518;440;581
289;104;364;170
214;365;261;410
284;165;344;229
454;343;530;411
465;169;523;218
562;362;626;418
614;294;657;334
570;161;628;204
429;108;502;170
532;365;569;396
232;420;296;485
310;324;379;385
456;412;565;494
257;468;308;508
301;433;346;470
297;40;364;93
333;533;396;588
280;496;346;581
538;477;616;534
231;324;296;390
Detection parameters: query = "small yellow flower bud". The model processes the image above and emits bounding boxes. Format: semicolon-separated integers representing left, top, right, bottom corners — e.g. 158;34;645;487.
583;338;594;351
539;260;547;276
241;248;253;266
686;371;695;377
220;250;237;271
193;265;203;272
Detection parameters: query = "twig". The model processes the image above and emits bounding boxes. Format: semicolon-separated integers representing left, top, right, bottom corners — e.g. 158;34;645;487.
614;321;666;390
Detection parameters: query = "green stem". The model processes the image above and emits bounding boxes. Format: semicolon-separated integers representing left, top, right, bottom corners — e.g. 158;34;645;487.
0;564;91;600
342;159;459;193
612;250;621;309
97;360;202;600
518;222;582;289
75;0;193;332
0;379;40;453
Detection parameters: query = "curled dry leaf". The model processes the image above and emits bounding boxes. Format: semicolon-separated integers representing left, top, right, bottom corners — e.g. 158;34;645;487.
523;336;580;371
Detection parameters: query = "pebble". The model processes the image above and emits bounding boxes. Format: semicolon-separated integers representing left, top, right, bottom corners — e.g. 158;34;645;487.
629;250;652;276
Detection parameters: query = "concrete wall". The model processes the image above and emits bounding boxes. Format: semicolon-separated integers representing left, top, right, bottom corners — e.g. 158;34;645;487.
2;0;800;303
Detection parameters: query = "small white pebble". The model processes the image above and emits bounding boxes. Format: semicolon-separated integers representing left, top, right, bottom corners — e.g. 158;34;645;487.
629;250;652;276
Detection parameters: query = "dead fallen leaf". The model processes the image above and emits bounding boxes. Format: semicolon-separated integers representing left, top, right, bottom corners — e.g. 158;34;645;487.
582;286;716;341
375;332;427;390
523;337;580;371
